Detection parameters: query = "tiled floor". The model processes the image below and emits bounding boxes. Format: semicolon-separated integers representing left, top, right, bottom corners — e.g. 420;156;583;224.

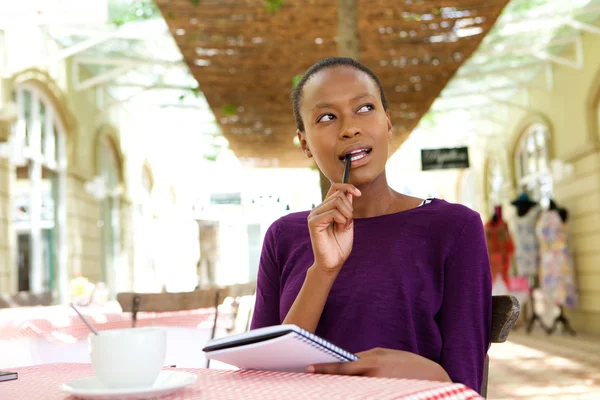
487;329;600;399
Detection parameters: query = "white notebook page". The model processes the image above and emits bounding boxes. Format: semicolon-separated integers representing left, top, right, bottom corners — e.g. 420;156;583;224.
206;332;347;373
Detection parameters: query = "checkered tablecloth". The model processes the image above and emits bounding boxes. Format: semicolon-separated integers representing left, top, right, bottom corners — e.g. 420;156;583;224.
0;302;226;343
0;363;482;400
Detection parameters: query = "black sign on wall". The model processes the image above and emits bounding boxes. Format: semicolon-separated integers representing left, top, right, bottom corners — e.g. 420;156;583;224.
421;147;470;171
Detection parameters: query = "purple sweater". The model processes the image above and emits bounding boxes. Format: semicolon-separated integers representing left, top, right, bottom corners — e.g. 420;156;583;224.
250;199;492;392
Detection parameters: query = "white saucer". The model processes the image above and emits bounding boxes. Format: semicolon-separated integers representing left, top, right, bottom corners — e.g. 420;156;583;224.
59;370;197;400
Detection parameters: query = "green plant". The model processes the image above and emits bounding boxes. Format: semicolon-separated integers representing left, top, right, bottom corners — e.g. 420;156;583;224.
203;153;218;162
190;88;201;97
265;0;285;13
108;0;159;27
222;104;237;116
202;139;229;162
505;0;546;16
177;87;202;102
291;75;302;88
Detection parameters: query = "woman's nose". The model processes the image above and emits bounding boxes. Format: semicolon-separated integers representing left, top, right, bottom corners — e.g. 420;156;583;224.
340;126;361;139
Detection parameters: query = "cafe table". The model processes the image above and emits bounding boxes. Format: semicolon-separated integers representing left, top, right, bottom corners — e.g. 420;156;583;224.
0;302;229;369
0;363;483;400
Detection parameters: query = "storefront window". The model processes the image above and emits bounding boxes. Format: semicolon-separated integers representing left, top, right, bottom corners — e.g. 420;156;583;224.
514;124;552;202
12;84;65;293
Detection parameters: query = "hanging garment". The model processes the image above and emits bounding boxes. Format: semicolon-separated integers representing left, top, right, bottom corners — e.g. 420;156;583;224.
485;220;514;289
536;210;578;309
512;206;541;277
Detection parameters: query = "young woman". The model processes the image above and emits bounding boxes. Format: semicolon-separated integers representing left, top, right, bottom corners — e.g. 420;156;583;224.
250;57;491;393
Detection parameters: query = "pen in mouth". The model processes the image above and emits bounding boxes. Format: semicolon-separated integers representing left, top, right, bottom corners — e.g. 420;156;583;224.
342;153;351;184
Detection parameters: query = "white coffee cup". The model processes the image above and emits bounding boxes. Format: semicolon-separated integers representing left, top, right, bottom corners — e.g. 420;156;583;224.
89;327;166;388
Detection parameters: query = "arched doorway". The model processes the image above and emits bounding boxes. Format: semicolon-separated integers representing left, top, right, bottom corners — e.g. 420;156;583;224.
11;83;67;294
514;123;552;204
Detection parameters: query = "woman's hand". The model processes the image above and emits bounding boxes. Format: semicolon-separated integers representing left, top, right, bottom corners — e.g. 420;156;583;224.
307;348;451;383
307;183;362;273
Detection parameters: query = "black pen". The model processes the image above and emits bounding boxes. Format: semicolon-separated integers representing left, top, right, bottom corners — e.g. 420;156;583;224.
342;154;352;184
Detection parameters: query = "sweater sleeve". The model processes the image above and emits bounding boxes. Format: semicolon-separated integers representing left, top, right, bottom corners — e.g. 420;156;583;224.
250;220;282;329
437;214;492;393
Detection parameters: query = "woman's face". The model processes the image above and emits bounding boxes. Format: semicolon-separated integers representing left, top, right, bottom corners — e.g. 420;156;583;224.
298;66;392;186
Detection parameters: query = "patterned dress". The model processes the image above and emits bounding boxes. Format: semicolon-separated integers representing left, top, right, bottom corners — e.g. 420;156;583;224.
536;210;578;308
513;206;541;277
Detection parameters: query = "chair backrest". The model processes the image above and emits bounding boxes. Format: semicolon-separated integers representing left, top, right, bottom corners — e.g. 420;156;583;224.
219;282;257;334
482;295;520;398
490;295;520;343
0;291;53;308
0;294;13;308
223;281;257;300
117;287;226;327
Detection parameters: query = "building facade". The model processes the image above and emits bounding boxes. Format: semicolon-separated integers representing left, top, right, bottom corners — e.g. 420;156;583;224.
472;28;600;335
0;25;195;302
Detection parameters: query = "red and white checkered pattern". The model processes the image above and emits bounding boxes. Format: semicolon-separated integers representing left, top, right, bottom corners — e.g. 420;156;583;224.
0;302;228;343
0;363;483;400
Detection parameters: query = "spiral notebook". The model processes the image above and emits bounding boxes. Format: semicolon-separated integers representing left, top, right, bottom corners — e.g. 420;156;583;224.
202;324;358;372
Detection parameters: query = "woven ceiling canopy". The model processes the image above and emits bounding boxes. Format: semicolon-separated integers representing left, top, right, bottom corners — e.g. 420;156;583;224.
156;0;509;168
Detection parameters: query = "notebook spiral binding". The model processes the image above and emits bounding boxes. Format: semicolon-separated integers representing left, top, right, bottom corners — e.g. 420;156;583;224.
292;328;358;362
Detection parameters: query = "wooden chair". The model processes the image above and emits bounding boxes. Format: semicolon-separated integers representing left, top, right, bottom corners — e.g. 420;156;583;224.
118;288;229;369
481;295;520;398
117;287;226;330
222;282;256;334
0;291;53;308
0;294;13;308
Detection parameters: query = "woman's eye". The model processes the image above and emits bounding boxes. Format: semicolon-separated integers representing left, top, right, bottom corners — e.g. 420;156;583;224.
358;104;374;113
317;113;335;123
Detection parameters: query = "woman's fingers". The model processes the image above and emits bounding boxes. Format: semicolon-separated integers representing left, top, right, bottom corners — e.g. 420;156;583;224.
308;184;359;233
307;360;369;376
325;183;362;199
308;209;348;229
313;193;353;220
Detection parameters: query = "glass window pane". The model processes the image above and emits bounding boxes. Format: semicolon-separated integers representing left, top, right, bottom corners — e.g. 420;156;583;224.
41;167;57;290
39;100;46;157
41;167;57;224
540;154;548;172
22;90;31;146
46;123;57;163
520;151;527;178
14;164;32;223
17;233;31;291
536;127;547;147
541;144;549;167
527;134;536;153
528;158;537;177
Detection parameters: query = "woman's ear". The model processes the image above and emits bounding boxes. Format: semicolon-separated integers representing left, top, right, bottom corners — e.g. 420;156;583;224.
386;111;393;138
297;130;312;158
